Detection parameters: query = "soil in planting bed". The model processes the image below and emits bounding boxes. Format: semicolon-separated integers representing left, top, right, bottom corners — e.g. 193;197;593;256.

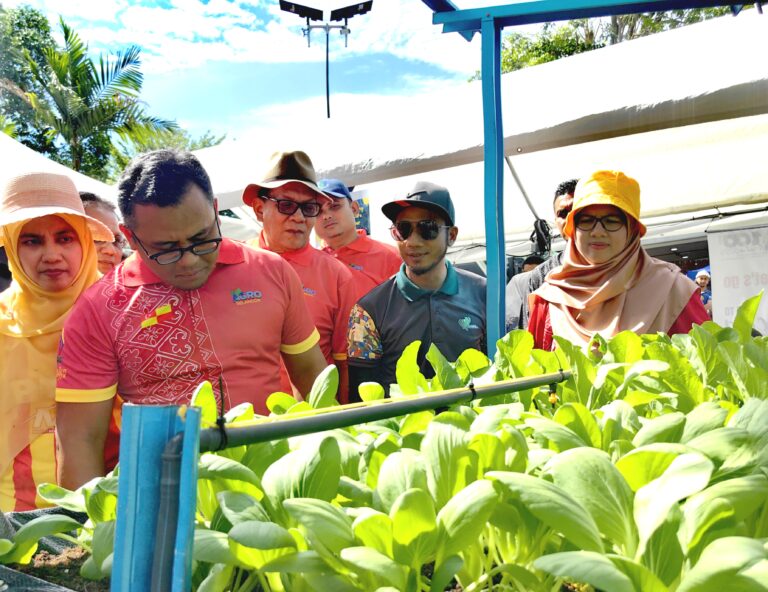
12;546;109;592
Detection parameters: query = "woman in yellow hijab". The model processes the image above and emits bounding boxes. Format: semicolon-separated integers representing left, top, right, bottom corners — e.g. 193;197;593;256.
528;170;709;351
0;172;112;511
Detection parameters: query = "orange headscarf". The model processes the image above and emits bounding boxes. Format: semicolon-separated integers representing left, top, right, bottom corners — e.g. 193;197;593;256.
533;171;696;348
0;173;107;510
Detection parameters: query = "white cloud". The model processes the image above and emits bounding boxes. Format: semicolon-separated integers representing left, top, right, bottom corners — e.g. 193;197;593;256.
4;0;486;76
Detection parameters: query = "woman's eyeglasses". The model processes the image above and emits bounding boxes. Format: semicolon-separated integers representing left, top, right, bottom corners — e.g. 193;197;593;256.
266;197;321;218
575;214;626;232
390;219;450;242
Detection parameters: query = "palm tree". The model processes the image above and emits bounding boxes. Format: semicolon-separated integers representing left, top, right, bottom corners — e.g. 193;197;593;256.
20;17;176;173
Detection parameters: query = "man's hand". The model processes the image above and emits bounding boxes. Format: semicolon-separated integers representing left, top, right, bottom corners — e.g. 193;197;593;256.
56;399;113;490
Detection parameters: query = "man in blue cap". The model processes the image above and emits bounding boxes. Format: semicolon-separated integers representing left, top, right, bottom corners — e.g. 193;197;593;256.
315;178;401;300
347;181;486;399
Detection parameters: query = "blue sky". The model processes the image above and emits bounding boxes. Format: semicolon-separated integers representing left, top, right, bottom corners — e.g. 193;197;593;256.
5;0;508;139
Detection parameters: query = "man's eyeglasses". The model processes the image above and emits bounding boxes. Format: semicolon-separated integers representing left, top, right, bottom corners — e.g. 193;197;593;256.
130;215;223;265
266;197;321;218
575;213;626;233
96;234;129;252
555;207;572;220
390;219;451;242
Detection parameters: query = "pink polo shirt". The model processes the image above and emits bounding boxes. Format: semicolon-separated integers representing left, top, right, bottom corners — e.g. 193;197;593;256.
253;235;357;364
55;239;318;415
323;230;402;300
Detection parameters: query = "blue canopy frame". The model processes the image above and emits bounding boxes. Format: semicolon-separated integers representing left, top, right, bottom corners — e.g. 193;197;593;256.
419;0;744;357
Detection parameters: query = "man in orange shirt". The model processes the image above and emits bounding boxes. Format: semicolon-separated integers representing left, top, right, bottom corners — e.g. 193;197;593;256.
315;179;402;300
56;150;327;489
244;153;357;402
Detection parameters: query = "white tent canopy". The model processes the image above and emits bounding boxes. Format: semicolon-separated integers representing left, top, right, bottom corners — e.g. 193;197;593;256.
194;11;767;244
1;131;114;199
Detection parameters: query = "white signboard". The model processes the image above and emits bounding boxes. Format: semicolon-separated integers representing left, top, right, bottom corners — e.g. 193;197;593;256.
707;227;768;335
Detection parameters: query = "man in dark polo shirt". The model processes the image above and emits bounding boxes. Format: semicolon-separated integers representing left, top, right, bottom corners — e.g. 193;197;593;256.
506;178;576;332
347;181;486;399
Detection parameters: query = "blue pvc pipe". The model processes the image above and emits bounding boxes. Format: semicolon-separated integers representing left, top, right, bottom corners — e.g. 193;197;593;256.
111;405;200;592
480;16;505;359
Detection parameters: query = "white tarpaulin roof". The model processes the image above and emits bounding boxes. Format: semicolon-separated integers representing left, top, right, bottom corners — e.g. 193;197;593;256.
1;131;114;199
1;132;259;240
195;11;767;243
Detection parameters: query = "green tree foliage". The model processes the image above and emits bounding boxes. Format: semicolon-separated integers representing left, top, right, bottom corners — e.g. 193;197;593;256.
487;6;738;77
107;128;226;182
0;5;61;157
8;16;176;180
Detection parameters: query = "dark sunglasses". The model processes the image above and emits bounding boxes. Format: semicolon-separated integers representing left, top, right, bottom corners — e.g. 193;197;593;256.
390;219;451;242
575;213;627;232
555;207;572;220
266;197;321;218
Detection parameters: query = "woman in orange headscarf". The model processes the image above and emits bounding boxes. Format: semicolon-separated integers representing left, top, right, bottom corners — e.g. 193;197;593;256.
528;170;708;351
0;172;112;511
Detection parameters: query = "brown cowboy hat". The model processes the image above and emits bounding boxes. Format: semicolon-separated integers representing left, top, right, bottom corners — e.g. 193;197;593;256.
242;150;331;206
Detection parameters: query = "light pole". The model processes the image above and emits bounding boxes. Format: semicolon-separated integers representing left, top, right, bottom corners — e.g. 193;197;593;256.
279;1;373;118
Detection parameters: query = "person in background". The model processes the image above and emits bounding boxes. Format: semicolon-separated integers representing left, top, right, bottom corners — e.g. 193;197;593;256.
56;150;327;489
79;192;128;274
315;178;402;300
0;248;11;292
528;170;709;351
1;172;112;510
522;254;546;273
243;152;357;402
695;269;713;317
347;181;486;399
506;179;577;331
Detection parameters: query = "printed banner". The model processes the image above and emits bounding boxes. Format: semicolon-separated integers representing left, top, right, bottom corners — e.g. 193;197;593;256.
707;227;768;335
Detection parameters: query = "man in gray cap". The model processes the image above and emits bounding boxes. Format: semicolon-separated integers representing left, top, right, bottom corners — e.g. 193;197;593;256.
347;181;486;399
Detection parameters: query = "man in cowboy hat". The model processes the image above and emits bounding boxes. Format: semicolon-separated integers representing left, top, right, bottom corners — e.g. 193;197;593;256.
55;150;327;489
244;151;357;402
347;181;486;399
314;178;402;300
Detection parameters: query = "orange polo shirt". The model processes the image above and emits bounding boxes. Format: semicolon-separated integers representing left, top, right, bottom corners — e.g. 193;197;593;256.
56;239;319;416
323;230;402;300
253;235;357;365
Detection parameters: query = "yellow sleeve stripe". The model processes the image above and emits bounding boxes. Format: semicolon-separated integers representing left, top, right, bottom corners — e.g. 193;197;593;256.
281;328;320;355
332;353;347;361
56;384;117;403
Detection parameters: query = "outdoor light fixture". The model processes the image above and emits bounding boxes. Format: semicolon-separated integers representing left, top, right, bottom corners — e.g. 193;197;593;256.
280;1;374;118
330;1;373;21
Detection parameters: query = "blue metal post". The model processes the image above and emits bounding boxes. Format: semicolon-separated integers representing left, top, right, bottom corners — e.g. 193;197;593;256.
480;15;505;359
111;404;200;592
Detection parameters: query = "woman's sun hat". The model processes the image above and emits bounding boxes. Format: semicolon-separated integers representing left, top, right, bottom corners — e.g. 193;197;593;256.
0;172;114;245
563;170;647;239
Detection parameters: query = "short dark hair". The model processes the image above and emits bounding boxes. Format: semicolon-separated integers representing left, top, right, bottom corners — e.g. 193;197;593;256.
553;179;579;205
523;254;545;267
117;150;213;224
79;191;117;213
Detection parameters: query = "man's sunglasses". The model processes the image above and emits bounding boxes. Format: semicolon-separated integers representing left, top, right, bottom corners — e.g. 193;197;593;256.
266;197;321;218
575;213;627;232
555;207;572;220
390;219;451;242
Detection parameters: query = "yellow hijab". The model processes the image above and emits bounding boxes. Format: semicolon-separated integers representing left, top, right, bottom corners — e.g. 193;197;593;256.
0;213;101;484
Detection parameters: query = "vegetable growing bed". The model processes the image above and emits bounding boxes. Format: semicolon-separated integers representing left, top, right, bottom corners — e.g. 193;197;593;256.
2;294;767;592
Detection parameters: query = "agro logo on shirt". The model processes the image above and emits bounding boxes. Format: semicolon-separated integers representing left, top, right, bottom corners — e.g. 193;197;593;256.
303;287;317;297
350;263;364;271
232;288;263;305
458;316;479;331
